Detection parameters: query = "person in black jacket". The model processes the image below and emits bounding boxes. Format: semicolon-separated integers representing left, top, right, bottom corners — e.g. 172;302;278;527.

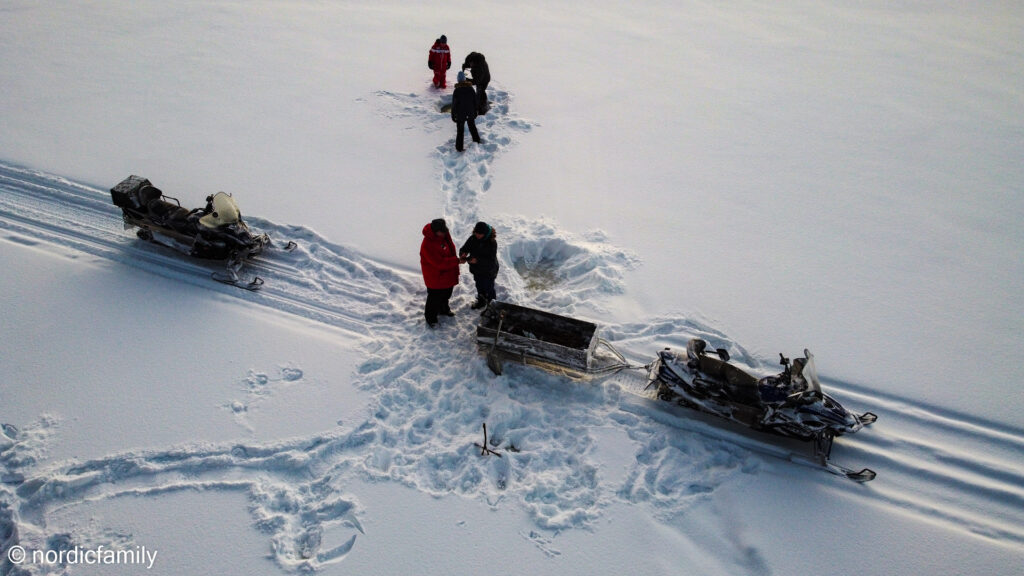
451;71;481;152
461;52;490;114
460;221;499;309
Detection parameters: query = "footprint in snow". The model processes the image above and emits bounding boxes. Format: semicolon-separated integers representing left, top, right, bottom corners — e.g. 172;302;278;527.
520;530;561;558
281;367;304;381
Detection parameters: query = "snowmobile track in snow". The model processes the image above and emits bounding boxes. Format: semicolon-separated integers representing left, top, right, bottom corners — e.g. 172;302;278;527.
0;163;417;338
600;325;1024;546
2;83;1024;571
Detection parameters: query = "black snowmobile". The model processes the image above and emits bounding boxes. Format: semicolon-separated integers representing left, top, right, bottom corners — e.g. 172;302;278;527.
651;339;877;481
110;175;293;289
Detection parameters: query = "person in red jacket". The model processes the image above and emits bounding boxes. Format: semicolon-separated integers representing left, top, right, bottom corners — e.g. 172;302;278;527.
428;35;452;89
420;218;461;327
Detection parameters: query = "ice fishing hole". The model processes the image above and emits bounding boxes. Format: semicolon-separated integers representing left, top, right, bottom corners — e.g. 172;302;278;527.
507;239;583;291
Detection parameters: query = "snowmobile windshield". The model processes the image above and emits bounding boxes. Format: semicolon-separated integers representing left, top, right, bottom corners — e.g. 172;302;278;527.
199;192;241;228
796;350;823;399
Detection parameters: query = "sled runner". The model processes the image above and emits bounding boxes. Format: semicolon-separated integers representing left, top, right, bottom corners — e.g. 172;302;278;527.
110;175;295;289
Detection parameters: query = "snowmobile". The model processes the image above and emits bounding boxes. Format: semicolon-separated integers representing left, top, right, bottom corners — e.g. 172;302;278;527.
650;339;877;480
110;175;294;289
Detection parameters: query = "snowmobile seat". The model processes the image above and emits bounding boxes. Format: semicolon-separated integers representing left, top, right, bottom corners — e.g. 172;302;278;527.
698;355;761;406
147;199;189;220
146;198;193;231
137;184;163;207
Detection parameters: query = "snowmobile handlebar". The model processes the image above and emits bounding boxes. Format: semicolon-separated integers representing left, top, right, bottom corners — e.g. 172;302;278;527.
161;194;182;207
709;347;730;362
689;339;731;362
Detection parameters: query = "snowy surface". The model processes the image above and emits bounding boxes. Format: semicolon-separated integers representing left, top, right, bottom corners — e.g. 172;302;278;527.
2;1;1023;575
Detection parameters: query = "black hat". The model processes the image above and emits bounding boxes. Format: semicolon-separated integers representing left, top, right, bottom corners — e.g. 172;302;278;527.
473;221;490;235
440;35;447;43
431;218;448;233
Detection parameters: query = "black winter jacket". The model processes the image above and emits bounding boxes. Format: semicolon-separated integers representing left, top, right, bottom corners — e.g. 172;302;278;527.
462;52;490;86
451;82;478;122
459;227;499;277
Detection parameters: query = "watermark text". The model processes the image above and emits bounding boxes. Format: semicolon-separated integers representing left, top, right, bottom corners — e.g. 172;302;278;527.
7;544;158;570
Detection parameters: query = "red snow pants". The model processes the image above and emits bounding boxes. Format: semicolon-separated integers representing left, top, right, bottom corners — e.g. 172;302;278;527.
432;67;447;89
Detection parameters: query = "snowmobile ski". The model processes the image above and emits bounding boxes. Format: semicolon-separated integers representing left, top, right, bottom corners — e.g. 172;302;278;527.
279;240;298;252
789;453;876;482
212;271;265;291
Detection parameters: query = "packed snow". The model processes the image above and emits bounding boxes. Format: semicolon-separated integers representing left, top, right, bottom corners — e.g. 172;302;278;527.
2;1;1023;575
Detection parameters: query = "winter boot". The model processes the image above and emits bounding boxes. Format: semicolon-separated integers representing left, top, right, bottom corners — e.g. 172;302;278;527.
470;296;488;310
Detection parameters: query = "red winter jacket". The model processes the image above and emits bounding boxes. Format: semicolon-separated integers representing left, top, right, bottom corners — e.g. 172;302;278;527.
420;224;460;289
428;41;451;71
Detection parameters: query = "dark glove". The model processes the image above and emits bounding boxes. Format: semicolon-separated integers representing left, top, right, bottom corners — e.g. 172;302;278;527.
428;61;434;70
447;62;451;69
